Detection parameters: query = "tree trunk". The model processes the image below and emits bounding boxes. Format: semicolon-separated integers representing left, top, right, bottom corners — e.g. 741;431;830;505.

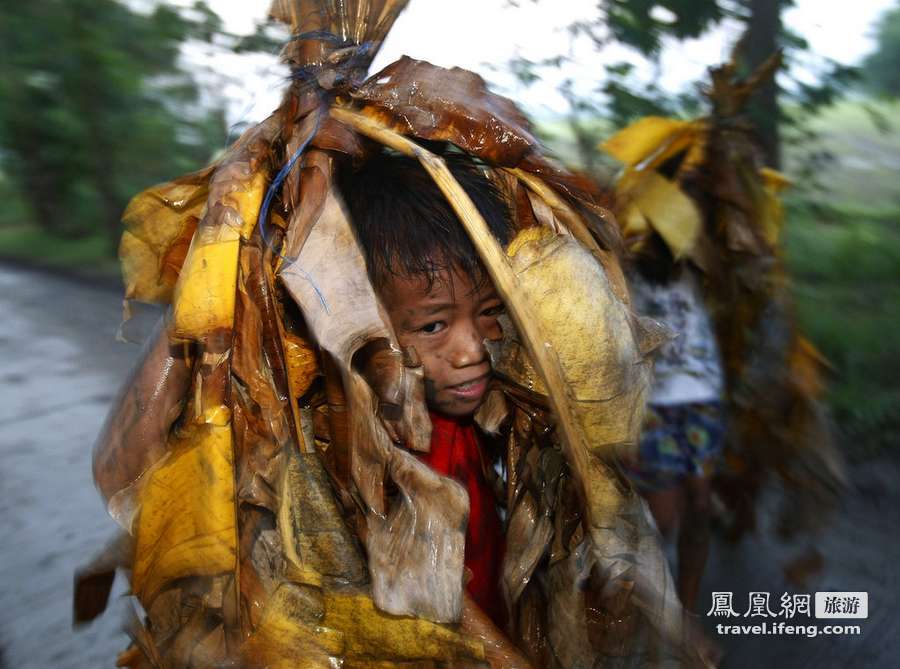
739;0;783;168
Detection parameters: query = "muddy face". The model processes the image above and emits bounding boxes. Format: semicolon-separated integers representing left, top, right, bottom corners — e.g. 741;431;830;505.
380;266;505;417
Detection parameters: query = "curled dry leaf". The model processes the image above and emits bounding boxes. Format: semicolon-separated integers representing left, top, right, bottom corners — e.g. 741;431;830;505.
119;168;212;305
93;316;191;513
500;227;651;456
353;56;541;168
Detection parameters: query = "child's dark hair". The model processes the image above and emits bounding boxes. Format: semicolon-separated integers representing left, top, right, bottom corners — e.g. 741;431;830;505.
339;148;514;291
632;231;678;285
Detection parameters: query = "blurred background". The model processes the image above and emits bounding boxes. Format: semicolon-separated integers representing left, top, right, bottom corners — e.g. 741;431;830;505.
0;1;898;667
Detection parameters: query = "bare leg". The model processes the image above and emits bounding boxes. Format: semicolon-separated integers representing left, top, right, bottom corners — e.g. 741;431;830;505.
677;475;712;611
644;485;684;539
644;480;722;664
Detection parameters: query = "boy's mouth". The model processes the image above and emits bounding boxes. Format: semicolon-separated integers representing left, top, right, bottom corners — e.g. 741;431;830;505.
446;374;489;402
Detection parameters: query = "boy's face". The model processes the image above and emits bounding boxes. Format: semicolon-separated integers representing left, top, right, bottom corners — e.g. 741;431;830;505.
380;266;505;417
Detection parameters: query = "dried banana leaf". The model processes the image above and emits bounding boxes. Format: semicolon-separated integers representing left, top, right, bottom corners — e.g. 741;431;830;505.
617;171;702;259
119;116;279;312
93;316;190;523
500;227;652;454
602;116;705;173
119;169;210;305
171;166;268;341
353;56;540;167
131;418;236;606
85;2;696;664
270;0;409;71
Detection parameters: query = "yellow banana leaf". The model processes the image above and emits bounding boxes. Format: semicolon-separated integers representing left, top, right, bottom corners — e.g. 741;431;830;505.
240;583;345;669
132;413;236;605
619;201;650;239
601;116;704;170
171;171;267;340
323;592;486;662
283;331;321;398
500;227;653;454
759;166;792;193
758;166;792;246
623;171;702;258
171;231;242;339
241;584;486;668
119;174;210;305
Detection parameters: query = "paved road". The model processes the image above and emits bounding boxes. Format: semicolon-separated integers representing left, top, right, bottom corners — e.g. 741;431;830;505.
0;263;897;668
0;265;159;668
699;453;900;668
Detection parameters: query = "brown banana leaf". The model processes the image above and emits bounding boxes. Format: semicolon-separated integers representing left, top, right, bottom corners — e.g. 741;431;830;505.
93;316;191;520
353;56;540;168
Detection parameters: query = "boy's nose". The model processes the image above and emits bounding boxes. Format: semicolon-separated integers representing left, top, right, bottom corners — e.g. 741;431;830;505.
449;325;487;368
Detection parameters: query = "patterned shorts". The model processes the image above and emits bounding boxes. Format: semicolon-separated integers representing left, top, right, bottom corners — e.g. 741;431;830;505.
627;401;725;492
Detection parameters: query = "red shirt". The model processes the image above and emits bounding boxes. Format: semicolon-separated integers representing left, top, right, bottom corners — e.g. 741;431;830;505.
418;412;506;627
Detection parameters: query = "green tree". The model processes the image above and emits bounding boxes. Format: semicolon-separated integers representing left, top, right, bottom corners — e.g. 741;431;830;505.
511;0;857;170
0;0;228;251
738;0;858;169
863;2;900;97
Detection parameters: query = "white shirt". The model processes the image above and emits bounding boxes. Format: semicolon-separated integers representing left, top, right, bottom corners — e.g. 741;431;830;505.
629;268;724;405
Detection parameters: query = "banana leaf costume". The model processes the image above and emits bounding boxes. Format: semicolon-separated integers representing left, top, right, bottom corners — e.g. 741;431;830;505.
76;2;707;667
602;53;845;546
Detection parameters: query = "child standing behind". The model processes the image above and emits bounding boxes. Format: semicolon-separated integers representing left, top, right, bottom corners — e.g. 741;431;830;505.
627;233;726;612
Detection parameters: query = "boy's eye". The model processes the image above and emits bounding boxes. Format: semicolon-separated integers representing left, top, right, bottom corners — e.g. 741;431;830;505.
481;303;505;318
418;321;446;334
